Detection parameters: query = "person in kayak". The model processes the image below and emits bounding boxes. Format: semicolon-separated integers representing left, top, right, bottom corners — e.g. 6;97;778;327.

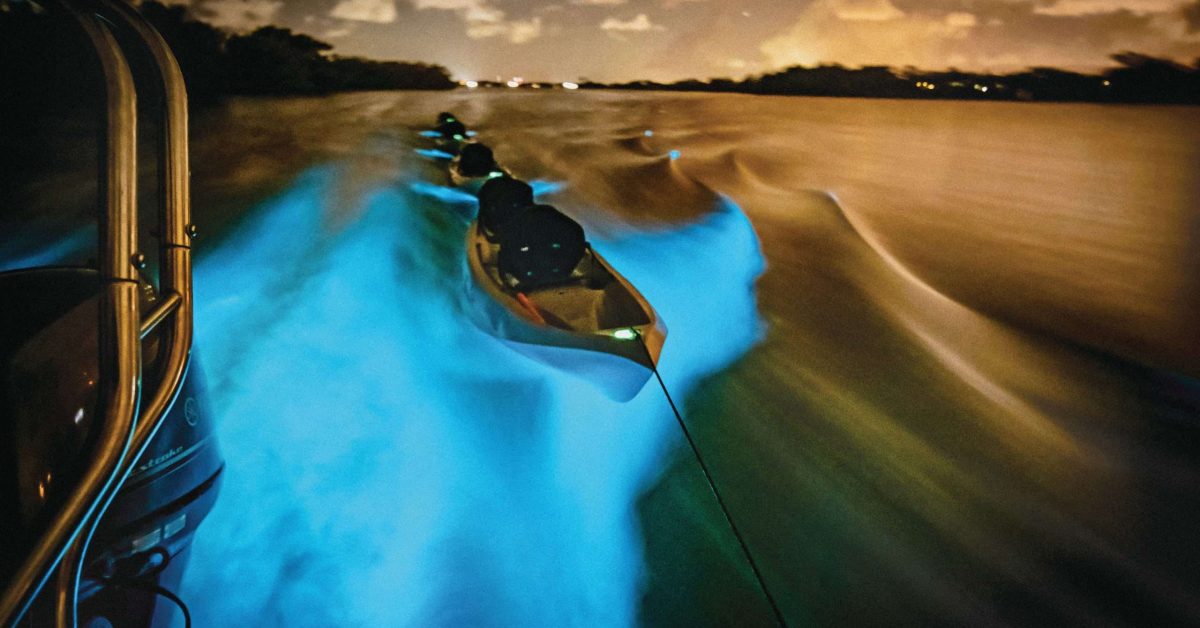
436;119;467;141
455;142;500;179
496;204;587;290
477;176;534;235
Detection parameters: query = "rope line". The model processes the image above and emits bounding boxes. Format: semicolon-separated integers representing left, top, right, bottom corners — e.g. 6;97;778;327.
638;334;788;628
99;548;191;628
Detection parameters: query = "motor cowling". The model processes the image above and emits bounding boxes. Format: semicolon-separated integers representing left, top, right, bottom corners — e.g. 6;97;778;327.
0;267;222;626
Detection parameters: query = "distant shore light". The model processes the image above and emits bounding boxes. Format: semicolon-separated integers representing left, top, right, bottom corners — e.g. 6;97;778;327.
465;80;478;89
562;82;579;90
507;80;520;88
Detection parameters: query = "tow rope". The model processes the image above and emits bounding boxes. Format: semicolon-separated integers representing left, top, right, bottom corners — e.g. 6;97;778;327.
637;333;788;627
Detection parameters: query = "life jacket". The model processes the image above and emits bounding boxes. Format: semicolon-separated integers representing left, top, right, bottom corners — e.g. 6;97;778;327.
477;176;533;234
497;205;587;290
457;143;497;178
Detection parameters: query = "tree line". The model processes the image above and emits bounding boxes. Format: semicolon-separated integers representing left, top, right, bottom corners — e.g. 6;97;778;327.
0;0;454;109
584;54;1200;105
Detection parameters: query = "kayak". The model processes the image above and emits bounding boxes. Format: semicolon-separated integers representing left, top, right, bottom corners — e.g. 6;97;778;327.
463;220;666;401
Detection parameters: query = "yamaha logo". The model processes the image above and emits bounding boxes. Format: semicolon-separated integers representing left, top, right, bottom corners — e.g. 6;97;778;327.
184;397;199;426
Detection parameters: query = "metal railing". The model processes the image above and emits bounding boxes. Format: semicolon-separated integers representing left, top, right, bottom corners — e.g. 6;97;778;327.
0;1;195;624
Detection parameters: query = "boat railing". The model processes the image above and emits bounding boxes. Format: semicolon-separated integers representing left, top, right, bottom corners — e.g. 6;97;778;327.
0;0;195;625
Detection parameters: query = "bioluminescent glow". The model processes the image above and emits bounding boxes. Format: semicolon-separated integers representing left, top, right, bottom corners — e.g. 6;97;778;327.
180;165;765;625
408;180;479;206
669;150;681;161
414;148;455;161
0;225;94;273
529;180;566;197
417;130;442;138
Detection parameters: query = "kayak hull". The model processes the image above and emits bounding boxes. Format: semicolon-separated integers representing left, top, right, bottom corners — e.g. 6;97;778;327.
463;221;666;401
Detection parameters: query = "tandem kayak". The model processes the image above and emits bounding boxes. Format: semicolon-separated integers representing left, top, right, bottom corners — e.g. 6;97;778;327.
463;220;666;401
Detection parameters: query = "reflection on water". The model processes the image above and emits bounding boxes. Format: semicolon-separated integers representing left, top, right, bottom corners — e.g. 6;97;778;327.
3;91;1198;625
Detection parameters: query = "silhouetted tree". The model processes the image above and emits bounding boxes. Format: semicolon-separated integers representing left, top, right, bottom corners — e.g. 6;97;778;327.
1104;52;1199;103
588;55;1200;104
135;1;454;99
140;1;227;101
224;26;331;94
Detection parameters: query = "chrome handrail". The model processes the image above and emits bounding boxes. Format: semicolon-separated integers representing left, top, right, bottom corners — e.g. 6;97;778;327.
53;1;197;626
0;0;197;624
0;1;142;623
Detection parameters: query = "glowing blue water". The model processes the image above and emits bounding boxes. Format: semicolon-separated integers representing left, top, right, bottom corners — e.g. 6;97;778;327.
181;166;765;626
408;180;479;207
415;148;455;161
0;225;94;273
529;180;566;197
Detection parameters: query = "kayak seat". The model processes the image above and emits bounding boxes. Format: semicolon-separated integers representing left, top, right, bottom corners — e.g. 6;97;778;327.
497;204;586;290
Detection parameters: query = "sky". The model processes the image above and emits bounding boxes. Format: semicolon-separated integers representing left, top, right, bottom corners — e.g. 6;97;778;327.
167;0;1200;82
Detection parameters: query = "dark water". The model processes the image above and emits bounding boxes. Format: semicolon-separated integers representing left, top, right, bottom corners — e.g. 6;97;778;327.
3;91;1198;626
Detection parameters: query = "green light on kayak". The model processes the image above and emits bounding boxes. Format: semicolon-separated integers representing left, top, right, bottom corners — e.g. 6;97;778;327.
453;134;464;140
488;171;504;179
613;328;637;341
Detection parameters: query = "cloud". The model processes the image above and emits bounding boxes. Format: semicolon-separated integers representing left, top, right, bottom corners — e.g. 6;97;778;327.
761;0;1198;71
467;16;543;43
833;0;905;21
600;13;665;31
945;11;978;27
410;0;543;43
760;0;974;68
1185;0;1200;33
507;17;543;43
330;0;396;23
570;0;628;5
412;0;499;21
192;0;283;32
323;25;356;38
1034;0;1182;16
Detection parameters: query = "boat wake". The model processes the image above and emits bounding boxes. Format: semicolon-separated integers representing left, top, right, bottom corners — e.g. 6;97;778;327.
181;164;766;626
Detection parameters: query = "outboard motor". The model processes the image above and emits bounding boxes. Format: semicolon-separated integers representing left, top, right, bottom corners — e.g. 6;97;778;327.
476;176;533;235
497;205;587;290
0;1;221;625
0;272;221;627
